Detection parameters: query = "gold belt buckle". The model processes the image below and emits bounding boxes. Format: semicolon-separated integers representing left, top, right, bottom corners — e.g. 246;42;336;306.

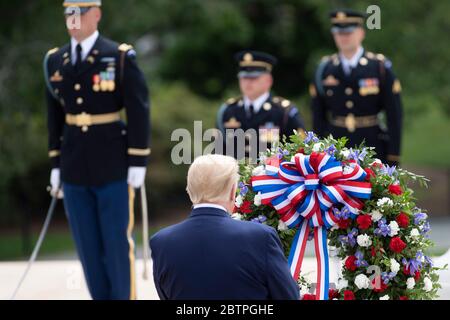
75;112;92;127
345;113;356;133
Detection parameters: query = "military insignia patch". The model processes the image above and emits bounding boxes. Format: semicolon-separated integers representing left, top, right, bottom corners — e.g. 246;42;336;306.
224;117;241;129
359;78;380;96
323;75;339;86
50;70;63;82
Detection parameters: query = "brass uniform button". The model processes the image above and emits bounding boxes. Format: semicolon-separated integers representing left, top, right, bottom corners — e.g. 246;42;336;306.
345;87;353;95
74;83;81;91
76;97;83;105
82;126;88;133
346;101;354;109
327;89;333;96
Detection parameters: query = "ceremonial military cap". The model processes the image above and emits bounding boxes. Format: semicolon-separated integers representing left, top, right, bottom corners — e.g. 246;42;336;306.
63;0;101;15
330;9;365;33
235;51;277;78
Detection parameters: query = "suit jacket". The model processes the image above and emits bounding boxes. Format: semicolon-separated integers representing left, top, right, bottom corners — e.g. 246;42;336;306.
44;35;150;186
150;207;299;300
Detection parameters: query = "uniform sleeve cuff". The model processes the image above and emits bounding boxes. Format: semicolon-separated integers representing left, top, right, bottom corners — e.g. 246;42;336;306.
128;148;151;167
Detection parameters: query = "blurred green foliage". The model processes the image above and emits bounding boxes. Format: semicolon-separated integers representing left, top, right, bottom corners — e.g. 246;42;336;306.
0;0;449;225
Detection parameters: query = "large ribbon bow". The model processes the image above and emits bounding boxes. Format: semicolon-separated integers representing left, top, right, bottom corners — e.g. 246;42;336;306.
252;152;371;300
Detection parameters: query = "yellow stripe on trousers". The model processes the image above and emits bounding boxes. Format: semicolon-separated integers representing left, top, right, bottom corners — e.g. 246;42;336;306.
128;186;137;300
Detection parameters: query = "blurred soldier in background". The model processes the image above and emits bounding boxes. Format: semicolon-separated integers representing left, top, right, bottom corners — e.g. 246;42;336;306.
44;0;150;299
310;9;403;166
217;51;306;161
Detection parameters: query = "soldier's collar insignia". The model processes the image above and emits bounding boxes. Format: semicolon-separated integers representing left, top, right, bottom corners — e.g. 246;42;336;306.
63;52;69;58
359;57;368;66
224;117;241;129
323;75;340;86
87;56;95;64
92;49;99;55
50;70;63;82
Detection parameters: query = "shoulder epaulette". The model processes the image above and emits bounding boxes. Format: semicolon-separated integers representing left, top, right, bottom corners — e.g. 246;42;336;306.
47;47;59;56
118;43;134;52
226;96;241;105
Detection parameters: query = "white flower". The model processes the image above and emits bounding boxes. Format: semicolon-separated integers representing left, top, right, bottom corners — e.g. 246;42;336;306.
370;210;383;222
424;277;433;292
410;228;420;238
389;221;400;237
235;195;243;208
312;142;324;152
406;277;415;289
377;197;394;211
390;258;400;273
252;165;265;176
337;278;349;290
355;274;370;289
254;192;262;206
379;295;390;300
231;213;243;220
357;234;372;247
277;220;288;231
341;149;350;159
300;285;309;296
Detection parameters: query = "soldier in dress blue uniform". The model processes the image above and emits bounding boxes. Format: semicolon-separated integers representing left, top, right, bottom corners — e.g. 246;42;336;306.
310;9;403;166
217;51;306;161
44;0;150;300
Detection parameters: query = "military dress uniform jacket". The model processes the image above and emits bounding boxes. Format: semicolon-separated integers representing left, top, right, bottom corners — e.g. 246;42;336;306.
217;94;306;159
44;35;151;186
310;51;403;164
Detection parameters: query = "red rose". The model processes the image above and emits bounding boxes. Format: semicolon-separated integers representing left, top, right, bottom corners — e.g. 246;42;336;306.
371;162;383;169
399;296;409;300
344;255;357;271
338;219;352;229
364;168;375;181
239;200;253;214
356;214;372;230
389;237;407;253
396;212;410;228
372;277;388;293
302;294;316;300
403;266;421;280
388;184;403;195
371;247;376;257
344;290;355;300
329;289;340;299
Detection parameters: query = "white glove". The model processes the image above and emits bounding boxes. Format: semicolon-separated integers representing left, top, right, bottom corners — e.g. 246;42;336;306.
50;168;64;198
127;166;147;189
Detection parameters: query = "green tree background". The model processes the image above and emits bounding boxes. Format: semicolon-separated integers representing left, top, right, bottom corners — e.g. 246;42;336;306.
0;0;449;226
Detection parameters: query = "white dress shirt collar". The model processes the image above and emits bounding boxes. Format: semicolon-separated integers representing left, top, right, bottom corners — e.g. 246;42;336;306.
193;203;228;213
340;46;364;75
244;92;270;114
71;30;99;65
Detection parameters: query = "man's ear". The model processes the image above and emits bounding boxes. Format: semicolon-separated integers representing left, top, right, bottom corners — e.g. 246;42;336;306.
230;183;237;201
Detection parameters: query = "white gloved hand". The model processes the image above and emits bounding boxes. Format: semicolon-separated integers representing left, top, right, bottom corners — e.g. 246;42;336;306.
50;168;64;198
127;166;147;189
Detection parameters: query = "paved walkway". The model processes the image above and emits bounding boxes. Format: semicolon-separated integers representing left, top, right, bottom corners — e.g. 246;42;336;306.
1;252;449;300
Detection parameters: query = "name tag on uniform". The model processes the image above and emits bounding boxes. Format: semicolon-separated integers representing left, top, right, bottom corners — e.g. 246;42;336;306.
359;78;379;96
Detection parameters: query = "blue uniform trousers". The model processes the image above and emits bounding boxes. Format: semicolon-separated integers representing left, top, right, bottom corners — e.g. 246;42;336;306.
62;179;136;300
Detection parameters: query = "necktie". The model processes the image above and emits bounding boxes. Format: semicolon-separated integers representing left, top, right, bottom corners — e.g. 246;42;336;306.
247;104;255;119
75;44;82;72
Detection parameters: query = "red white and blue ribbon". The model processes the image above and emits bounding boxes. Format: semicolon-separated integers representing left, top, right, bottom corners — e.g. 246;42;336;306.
252;152;371;300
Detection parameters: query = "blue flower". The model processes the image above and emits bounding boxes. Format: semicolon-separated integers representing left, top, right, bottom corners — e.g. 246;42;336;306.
413;211;427;225
355;250;368;267
348;148;367;164
424;255;434;267
251;215;267;224
276;148;290;160
333;206;351;220
382;164;397;177
402;252;423;275
421;221;431;235
304;131;319;144
238;182;248;196
381;271;397;284
374;218;391;237
338;228;358;247
325;144;337;156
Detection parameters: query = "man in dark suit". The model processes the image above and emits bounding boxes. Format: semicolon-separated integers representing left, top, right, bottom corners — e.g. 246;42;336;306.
310;9;403;166
44;0;150;299
150;154;299;300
